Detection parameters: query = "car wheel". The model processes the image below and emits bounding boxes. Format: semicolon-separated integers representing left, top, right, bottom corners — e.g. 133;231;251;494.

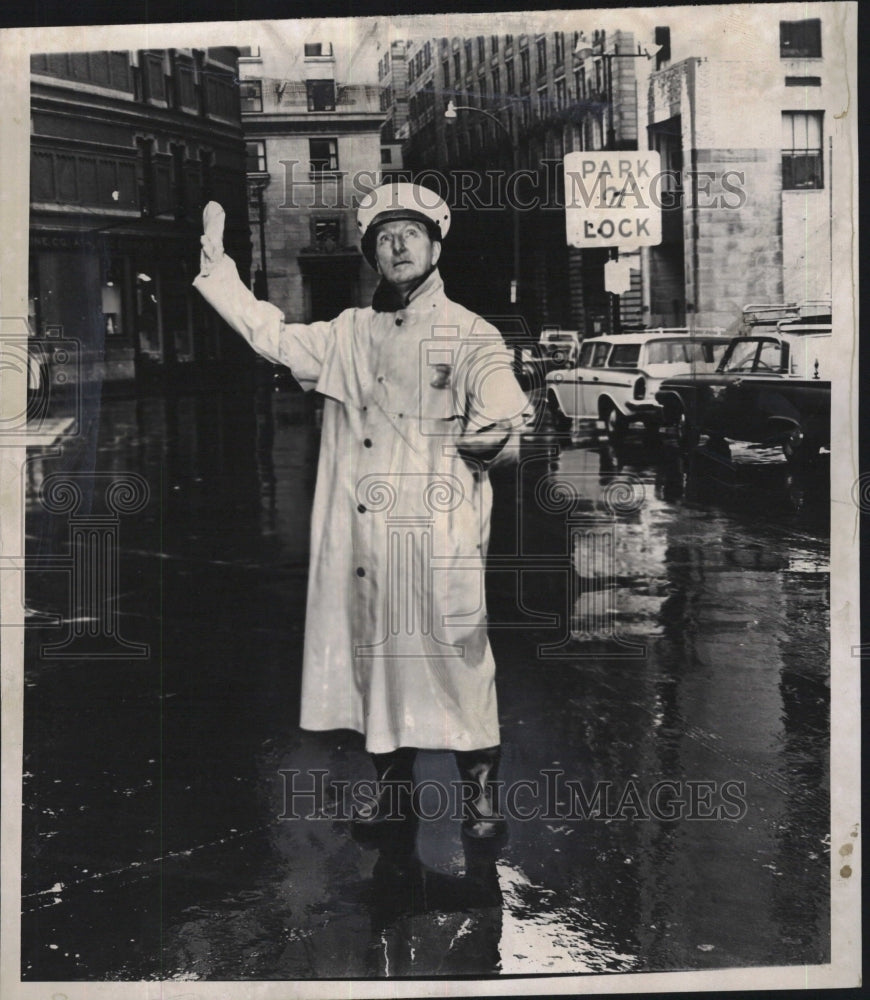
782;429;821;467
603;405;627;444
547;390;573;435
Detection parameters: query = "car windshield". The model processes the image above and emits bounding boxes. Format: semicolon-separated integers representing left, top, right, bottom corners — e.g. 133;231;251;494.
645;339;727;366
720;337;783;373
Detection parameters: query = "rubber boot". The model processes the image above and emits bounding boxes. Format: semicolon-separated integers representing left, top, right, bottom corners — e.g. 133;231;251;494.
352;747;417;828
454;745;507;840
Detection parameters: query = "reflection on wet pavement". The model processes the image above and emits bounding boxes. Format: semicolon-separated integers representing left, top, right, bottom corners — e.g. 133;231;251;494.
21;388;830;980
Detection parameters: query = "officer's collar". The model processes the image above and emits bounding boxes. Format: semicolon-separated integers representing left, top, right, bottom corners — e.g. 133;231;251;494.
371;267;443;313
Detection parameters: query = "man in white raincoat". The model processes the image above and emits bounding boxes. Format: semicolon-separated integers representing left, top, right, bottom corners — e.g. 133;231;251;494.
194;183;529;839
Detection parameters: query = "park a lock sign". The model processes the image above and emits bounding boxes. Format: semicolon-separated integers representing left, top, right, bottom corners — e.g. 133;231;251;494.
564;151;662;250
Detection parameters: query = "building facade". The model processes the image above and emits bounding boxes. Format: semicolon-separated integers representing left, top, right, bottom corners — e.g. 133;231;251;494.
29;48;251;383
238;31;383;323
646;7;837;328
393;28;647;339
377;39;408;182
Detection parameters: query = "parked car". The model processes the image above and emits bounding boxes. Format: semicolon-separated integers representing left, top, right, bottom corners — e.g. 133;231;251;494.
655;321;831;464
545;329;729;441
522;328;582;381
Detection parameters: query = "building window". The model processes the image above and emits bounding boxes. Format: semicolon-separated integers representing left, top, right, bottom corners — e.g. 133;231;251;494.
171;144;187;219
381;146;393;164
454;51;461;81
238;46;261;59
520;97;529;127
491;35;499;54
780;19;821;58
443;58;450;87
478;36;486;61
782;111;823;189
424;41;432;67
479;75;487;105
505;34;513;48
240;79;263;113
520;49;530;83
555;77;566;110
506;58;515;93
304;43;333;57
536;36;547;73
415;51;423;77
246;140;266;172
574;67;585;99
537;86;548;117
137;137;154;215
554;33;564;65
408;56;416;83
309;137;338;173
464;40;473;72
307;79;335;111
595;60;603;93
312;217;340;250
492;66;500;98
248;183;262;224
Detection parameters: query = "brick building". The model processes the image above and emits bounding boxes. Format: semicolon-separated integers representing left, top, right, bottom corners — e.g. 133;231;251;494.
29;48;250;382
238;29;383;323
646;5;839;328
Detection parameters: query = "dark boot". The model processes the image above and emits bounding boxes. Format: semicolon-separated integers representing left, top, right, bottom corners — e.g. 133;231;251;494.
352;747;417;828
454;745;507;840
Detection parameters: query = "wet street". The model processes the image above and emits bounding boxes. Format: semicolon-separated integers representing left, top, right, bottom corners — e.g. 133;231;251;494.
20;379;830;981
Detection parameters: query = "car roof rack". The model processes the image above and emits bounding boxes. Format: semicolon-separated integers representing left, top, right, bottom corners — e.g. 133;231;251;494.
740;300;832;332
638;326;726;336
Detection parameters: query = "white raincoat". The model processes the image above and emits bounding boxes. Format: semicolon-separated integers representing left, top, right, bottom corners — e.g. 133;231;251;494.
195;259;529;753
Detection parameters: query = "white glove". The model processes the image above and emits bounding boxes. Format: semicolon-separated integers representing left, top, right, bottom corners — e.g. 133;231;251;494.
192;202;285;364
200;201;225;276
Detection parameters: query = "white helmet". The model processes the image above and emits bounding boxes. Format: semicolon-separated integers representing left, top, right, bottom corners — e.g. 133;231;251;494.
357;182;451;267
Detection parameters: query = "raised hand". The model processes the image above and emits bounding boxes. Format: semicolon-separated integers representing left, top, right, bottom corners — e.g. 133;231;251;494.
200;201;226;275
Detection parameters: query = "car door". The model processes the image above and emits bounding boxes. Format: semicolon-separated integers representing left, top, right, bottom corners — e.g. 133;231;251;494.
708;338;783;440
551;339;595;417
579;340;613;417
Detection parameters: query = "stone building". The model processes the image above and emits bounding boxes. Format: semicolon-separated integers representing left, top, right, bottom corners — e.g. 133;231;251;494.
29;48;250;382
646;6;839;328
238;29;383;323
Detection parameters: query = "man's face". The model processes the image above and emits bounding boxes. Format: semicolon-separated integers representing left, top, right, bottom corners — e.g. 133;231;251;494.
373;219;441;292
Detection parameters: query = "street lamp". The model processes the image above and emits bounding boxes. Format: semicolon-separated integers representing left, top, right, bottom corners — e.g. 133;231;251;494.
444;99;520;307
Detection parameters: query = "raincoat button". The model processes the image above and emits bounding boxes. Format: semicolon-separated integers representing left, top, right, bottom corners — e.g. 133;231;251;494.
357;504;367;513
356;567;366;577
364;438;372;448
395;317;403;326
